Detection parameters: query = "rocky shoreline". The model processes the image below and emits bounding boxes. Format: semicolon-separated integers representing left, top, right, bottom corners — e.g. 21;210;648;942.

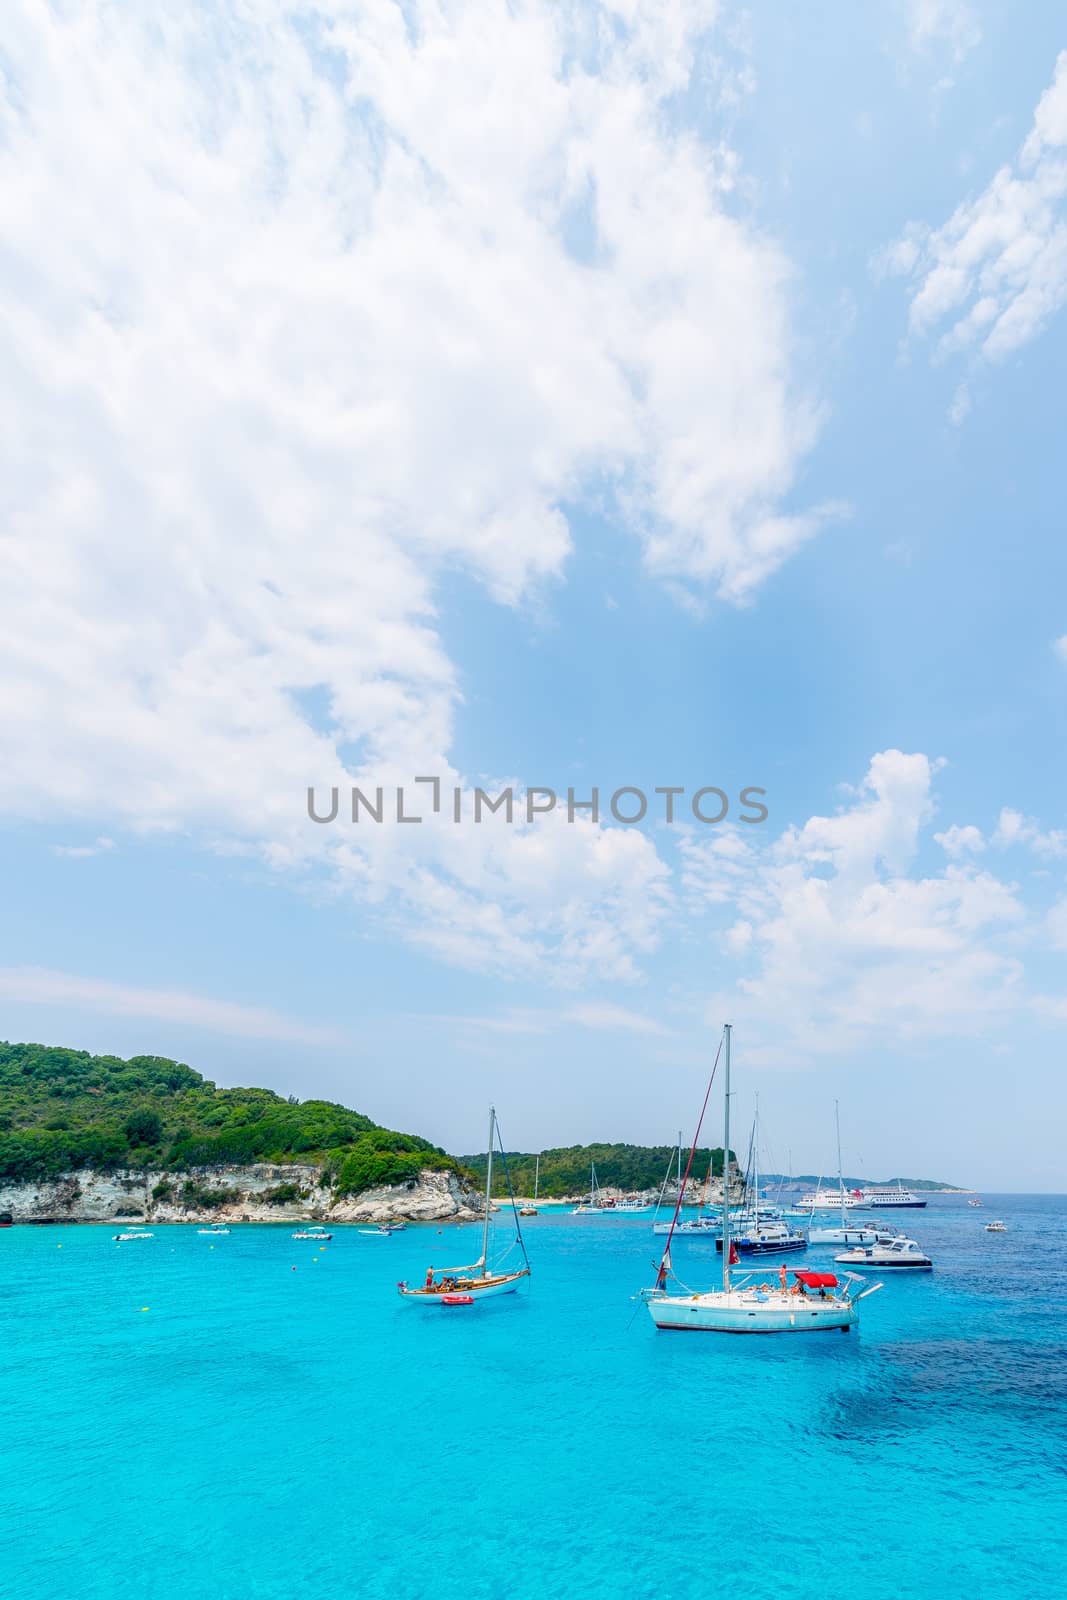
0;1163;485;1225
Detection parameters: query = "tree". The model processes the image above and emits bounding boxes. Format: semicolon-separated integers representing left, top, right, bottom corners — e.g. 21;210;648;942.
125;1108;163;1146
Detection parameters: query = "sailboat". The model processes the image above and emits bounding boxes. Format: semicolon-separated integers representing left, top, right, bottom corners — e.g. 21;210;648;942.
716;1096;805;1254
808;1104;882;1246
519;1152;540;1216
397;1107;530;1304
643;1026;881;1334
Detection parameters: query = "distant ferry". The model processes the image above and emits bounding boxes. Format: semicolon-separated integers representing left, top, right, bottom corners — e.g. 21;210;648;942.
861;1185;927;1209
797;1188;864;1211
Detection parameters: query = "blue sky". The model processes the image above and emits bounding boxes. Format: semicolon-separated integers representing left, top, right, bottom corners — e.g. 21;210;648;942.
2;1;1066;1187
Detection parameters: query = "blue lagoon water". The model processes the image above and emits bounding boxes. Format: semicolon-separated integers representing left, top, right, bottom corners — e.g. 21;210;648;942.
3;1195;1065;1600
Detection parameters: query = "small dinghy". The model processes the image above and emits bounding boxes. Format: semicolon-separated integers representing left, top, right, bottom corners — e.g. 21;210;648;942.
441;1293;474;1305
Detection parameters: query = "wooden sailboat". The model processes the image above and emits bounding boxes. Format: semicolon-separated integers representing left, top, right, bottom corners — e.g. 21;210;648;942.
397;1107;530;1304
644;1026;881;1334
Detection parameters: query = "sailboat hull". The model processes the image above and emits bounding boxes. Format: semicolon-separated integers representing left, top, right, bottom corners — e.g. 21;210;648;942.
398;1269;530;1304
646;1288;857;1334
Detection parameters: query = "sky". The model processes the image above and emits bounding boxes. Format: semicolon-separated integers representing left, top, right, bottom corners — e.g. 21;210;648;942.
1;0;1066;1189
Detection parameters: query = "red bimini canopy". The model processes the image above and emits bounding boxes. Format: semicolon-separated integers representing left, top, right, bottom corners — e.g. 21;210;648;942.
793;1271;838;1289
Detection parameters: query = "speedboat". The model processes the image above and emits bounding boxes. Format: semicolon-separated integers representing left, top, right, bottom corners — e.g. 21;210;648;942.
198;1225;230;1235
985;1219;1007;1232
292;1227;332;1240
112;1231;153;1241
359;1227;394;1236
835;1235;932;1269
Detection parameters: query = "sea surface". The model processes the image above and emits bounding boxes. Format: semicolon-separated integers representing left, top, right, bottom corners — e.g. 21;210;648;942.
2;1194;1064;1600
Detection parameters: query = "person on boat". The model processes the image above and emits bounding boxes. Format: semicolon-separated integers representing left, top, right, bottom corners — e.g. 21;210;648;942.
778;1263;788;1291
424;1267;435;1291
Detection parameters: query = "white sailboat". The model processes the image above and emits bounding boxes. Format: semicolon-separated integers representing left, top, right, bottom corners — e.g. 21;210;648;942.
808;1104;881;1246
398;1107;530;1304
718;1096;806;1255
644;1026;881;1334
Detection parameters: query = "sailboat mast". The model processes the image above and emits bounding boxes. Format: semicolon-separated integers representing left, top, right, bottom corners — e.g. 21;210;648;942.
722;1023;732;1292
480;1106;495;1270
835;1099;845;1229
753;1093;760;1231
534;1152;540;1203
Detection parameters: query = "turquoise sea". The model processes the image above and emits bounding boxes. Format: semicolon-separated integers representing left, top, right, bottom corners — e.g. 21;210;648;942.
3;1194;1065;1600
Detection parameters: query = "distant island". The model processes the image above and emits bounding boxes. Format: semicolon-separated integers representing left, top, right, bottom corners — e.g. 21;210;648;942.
0;1040;478;1223
462;1143;731;1199
0;1040;967;1224
462;1148;966;1198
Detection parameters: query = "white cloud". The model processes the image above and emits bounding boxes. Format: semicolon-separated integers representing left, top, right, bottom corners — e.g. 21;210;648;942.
934;823;985;857
51;836;115;859
0;0;828;980
885;51;1067;364
683;751;1034;1061
1054;634;1067;664
992;808;1067;858
903;0;981;63
0;966;341;1044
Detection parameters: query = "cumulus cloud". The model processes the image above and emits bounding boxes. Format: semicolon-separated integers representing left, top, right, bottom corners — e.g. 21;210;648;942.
884;50;1067;363
992;808;1067;858
0;0;829;980
934;823;985;857
682;751;1032;1061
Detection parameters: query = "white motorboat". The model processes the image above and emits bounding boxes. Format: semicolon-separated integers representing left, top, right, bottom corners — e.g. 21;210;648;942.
835;1235;932;1269
985;1219;1007;1233
398;1107;531;1304
644;1026;881;1334
198;1226;230;1235
359;1227;394;1236
112;1230;153;1241
292;1227;332;1240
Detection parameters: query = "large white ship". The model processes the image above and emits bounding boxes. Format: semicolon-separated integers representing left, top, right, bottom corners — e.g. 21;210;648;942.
861;1184;927;1209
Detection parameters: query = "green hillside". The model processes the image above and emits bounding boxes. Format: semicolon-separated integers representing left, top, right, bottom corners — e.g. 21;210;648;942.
462;1142;731;1198
0;1041;464;1196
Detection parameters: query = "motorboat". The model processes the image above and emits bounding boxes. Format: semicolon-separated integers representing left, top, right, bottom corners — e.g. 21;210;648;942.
112;1230;153;1240
985;1219;1007;1232
835;1235;932;1269
359;1227;394;1236
292;1228;332;1240
198;1225;230;1235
